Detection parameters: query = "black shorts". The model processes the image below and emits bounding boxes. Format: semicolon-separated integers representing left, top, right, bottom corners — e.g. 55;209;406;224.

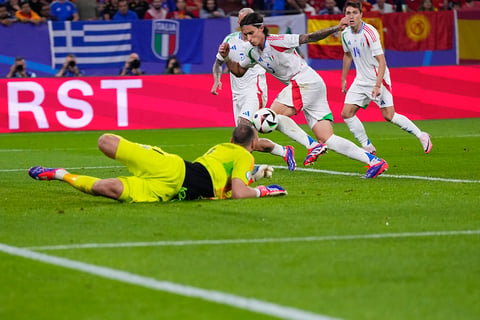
177;161;214;200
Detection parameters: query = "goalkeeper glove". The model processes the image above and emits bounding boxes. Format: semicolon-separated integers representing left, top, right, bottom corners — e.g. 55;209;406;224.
255;184;287;197
251;165;274;182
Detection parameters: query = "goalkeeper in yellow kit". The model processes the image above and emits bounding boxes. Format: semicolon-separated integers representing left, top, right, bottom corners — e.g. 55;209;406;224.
28;126;287;202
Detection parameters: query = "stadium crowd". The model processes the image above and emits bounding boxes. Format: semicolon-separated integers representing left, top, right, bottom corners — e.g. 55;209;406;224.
0;0;478;24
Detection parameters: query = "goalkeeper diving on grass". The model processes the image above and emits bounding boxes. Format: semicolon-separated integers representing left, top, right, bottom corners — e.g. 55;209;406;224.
28;126;287;202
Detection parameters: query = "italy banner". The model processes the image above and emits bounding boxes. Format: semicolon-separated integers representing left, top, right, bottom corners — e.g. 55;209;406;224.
308;13;383;60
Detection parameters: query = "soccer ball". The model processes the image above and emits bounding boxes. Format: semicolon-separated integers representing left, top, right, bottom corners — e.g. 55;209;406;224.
252;108;278;134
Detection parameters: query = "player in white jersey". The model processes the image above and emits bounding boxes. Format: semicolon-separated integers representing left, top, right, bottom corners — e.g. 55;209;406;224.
218;12;389;178
211;8;296;171
341;1;432;154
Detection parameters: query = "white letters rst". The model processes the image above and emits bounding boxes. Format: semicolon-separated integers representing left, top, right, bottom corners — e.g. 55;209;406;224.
7;79;143;130
8;81;48;130
101;79;143;127
56;80;94;128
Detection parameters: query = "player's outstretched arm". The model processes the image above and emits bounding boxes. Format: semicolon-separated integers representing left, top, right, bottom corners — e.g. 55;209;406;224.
299;17;349;44
342;51;353;95
231;178;287;199
211;58;223;95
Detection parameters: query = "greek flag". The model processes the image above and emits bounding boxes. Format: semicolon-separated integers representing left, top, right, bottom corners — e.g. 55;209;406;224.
48;21;132;69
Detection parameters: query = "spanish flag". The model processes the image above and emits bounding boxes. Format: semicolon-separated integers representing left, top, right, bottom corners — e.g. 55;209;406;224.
383;11;453;51
457;10;480;64
308;13;383;60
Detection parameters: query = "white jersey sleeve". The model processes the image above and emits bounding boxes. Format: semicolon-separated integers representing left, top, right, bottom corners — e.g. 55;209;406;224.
217;32;266;97
240;34;312;85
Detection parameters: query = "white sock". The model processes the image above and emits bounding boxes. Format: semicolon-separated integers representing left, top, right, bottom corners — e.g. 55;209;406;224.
325;134;379;165
391;113;422;138
277;114;317;149
54;169;69;180
344;116;370;147
271;143;285;157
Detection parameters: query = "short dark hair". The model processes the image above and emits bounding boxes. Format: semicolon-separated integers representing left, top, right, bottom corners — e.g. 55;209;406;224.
344;0;362;13
232;125;255;148
240;12;270;37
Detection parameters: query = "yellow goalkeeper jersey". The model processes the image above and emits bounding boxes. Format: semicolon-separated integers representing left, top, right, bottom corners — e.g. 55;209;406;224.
194;142;255;199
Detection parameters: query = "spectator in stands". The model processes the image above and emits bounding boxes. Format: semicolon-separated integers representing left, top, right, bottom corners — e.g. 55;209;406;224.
0;3;17;25
307;0;326;13
6;0;21;15
449;0;462;9
120;52;144;75
359;0;372;11
185;0;202;18
160;0;177;12
28;0;45;16
417;0;438;10
167;0;195;18
6;56;36;78
271;0;286;15
295;0;317;17
283;0;316;14
50;0;79;21
462;0;480;9
112;0;138;19
164;55;182;74
128;0;149;18
76;0;97;20
39;2;52;19
319;0;341;14
372;0;395;13
101;0;118;20
16;0;45;24
391;0;407;11
243;0;266;11
56;54;83;77
199;0;225;18
144;0;169;19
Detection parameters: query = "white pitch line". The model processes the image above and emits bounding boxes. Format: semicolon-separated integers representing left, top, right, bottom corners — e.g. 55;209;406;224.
276;166;480;183
2;165;480;183
0;243;339;320
27;230;480;251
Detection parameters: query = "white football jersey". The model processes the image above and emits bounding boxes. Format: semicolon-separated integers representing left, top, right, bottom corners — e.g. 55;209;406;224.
216;32;266;96
341;22;391;86
239;34;319;86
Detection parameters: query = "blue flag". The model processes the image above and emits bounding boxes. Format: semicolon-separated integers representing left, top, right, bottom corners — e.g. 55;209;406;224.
48;21;133;69
131;19;204;65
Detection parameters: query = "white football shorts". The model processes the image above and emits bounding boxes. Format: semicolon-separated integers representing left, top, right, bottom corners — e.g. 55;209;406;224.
345;81;394;109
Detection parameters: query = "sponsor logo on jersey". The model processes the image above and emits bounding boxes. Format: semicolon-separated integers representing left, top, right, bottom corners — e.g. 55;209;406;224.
152;20;179;60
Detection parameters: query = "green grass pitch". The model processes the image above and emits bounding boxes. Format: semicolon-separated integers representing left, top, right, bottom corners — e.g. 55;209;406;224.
1;118;479;320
